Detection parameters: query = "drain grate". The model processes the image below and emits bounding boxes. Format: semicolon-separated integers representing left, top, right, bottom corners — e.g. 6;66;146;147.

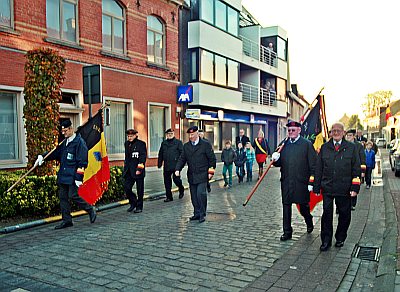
205;212;236;222
353;245;380;261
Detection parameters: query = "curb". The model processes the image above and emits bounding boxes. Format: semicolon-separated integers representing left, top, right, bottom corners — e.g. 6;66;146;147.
0;175;225;235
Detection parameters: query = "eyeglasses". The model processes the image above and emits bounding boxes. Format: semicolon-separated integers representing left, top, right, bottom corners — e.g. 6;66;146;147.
287;129;297;132
331;129;343;133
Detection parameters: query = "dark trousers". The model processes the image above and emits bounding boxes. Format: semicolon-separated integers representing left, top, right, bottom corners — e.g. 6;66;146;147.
163;170;184;200
124;175;144;210
59;183;92;223
283;203;313;235
365;167;373;186
189;182;207;219
321;194;352;244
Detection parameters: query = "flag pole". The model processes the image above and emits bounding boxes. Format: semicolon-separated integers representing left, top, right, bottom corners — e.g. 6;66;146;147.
300;87;325;123
243;138;288;206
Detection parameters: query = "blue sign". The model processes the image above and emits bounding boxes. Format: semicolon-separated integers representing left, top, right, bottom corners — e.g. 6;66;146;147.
177;85;193;104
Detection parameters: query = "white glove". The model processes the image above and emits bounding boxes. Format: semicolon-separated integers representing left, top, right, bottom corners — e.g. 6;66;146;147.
75;180;83;187
308;185;313;192
315;192;321;197
271;152;280;161
35;155;44;167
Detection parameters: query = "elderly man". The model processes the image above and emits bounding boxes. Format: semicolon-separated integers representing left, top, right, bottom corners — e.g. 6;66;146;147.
314;122;361;251
175;126;216;223
235;129;250;148
272;121;317;241
35;119;96;229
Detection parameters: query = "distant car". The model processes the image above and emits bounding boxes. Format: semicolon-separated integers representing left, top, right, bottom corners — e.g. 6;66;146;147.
389;139;400;170
375;138;387;148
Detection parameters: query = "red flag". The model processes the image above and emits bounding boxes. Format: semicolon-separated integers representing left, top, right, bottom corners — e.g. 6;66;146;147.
386;106;392;121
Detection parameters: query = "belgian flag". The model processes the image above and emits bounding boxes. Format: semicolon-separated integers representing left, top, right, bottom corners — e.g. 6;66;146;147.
300;95;328;211
77;110;110;205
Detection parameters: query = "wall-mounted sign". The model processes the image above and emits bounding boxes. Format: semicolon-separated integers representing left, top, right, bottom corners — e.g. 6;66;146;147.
177;85;193;103
185;109;201;119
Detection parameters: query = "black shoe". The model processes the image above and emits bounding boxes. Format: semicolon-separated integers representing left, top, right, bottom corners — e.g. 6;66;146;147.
335;241;344;248
224;183;228;187
280;234;292;241
164;198;173;202
89;208;97;223
189;215;199;221
179;192;184;199
133;209;142;213
127;205;135;212
199;217;205;223
207;185;211;193
55;222;73;230
351;206;355;211
307;224;314;234
320;242;331;252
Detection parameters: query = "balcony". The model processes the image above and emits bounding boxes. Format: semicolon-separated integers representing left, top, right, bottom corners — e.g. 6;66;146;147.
240;36;277;67
240;82;277;107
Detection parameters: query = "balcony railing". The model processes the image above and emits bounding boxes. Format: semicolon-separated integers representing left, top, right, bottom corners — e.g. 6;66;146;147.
240;82;277;107
240;36;277;67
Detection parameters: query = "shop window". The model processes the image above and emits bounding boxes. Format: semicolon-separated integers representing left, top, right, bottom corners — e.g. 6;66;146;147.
147;16;165;65
0;91;19;162
222;122;236;148
46;0;78;43
149;104;170;157
0;0;13;28
102;0;125;54
104;101;128;155
204;121;220;151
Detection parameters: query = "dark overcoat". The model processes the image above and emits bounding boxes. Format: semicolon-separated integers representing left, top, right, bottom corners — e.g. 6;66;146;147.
157;137;183;172
175;139;217;185
123;138;147;178
273;137;317;204
314;139;361;196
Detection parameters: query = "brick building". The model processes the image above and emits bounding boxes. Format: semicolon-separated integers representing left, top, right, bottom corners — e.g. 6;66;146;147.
0;0;183;169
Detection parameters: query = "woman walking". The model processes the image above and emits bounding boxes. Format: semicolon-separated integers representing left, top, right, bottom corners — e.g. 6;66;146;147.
252;130;271;180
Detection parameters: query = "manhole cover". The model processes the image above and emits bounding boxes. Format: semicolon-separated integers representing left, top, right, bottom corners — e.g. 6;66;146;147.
353;245;380;261
206;212;236;222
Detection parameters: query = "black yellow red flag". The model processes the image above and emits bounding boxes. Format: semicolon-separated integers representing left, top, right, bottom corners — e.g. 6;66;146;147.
76;110;110;205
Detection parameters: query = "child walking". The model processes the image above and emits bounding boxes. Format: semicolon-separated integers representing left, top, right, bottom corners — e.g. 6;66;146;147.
245;142;255;182
235;142;247;183
221;140;236;188
365;140;376;189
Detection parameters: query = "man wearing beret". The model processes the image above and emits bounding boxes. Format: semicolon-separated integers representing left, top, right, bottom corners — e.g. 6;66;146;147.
175;126;217;223
272;120;317;241
35;119;96;229
158;128;185;202
124;129;147;213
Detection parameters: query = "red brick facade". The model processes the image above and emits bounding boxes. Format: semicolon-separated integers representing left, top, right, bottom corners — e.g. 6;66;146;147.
0;0;183;167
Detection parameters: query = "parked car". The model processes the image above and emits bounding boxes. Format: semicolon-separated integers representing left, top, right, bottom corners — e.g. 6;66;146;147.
375;138;387;148
393;145;400;177
389;139;400;170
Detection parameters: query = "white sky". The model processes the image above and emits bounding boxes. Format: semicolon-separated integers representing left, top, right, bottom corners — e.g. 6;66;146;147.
242;0;400;124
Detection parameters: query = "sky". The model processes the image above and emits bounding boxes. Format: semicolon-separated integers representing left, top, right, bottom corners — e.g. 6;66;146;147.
242;0;400;125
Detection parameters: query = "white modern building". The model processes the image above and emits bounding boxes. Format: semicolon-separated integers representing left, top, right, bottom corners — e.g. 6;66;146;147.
180;0;303;151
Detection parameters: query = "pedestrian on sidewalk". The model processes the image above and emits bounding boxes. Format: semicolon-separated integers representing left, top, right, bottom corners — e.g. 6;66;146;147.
365;140;376;189
235;142;247;183
221;140;236;188
272;120;317;241
35;119;96;229
123;129;147;213
175;126;216;223
157;128;185;202
314;122;361;251
199;129;212;193
345;129;366;211
252;130;271;180
235;128;250;148
245;142;255;182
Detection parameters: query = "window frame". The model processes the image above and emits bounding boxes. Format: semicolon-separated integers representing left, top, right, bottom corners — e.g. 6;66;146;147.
46;0;79;44
102;0;127;55
103;96;133;160
147;102;171;158
147;15;166;66
0;0;14;30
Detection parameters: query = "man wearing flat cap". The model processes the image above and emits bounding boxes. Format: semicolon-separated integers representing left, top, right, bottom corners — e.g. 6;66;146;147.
35;119;96;229
175;126;216;223
124;129;147;213
158;128;185;202
272;120;317;241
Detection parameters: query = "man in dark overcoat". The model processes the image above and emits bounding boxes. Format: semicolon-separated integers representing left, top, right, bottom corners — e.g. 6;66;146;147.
123;129;147;213
272;121;317;241
175;126;216;223
314;122;361;251
235;129;250;148
158;128;184;202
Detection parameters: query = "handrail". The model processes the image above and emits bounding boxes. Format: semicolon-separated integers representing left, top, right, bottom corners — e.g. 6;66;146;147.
240;82;277;107
240;36;277;67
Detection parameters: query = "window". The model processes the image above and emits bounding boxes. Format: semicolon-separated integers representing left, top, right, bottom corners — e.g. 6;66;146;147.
191;51;198;80
215;1;226;31
0;91;19;162
0;0;12;28
204;121;220;151
147;16;165;65
46;0;78;42
149;105;169;157
215;55;226;86
200;50;214;83
227;60;238;88
102;0;125;54
277;37;287;61
227;6;238;36
104;102;127;155
199;0;238;37
201;0;214;24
